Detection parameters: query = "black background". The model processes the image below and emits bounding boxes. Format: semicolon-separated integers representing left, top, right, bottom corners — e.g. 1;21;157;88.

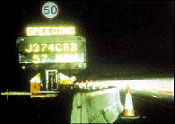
1;1;174;91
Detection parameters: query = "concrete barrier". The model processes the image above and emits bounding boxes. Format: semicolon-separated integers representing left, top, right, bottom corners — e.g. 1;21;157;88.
71;87;123;123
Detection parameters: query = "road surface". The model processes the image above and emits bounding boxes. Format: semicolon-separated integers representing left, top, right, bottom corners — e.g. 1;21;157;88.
115;90;174;124
1;89;76;124
1;88;174;124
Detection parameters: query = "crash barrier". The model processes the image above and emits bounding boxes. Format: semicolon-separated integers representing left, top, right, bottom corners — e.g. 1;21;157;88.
71;87;123;123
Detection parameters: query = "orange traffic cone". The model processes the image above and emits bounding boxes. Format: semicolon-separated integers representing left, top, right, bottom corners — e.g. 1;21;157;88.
123;84;135;116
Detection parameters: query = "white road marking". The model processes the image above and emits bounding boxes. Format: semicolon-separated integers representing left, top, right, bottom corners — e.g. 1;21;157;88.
151;95;159;98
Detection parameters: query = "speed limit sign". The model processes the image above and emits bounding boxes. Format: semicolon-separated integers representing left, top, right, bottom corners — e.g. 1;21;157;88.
41;1;59;20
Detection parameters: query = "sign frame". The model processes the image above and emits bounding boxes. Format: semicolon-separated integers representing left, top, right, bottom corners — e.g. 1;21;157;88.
16;36;87;69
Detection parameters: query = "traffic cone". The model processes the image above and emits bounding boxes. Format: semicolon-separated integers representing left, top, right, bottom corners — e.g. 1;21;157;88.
123;84;135;116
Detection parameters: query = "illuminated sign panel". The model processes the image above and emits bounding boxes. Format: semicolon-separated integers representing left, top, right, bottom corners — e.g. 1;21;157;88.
16;36;86;65
24;43;78;53
26;27;75;36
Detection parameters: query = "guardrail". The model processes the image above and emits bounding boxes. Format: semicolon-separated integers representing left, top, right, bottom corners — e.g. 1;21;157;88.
71;87;123;123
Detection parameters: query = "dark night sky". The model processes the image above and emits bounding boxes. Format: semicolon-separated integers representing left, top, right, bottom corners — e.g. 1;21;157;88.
1;1;174;90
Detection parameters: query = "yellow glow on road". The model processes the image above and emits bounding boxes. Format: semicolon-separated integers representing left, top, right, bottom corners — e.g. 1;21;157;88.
82;78;174;95
1;92;31;96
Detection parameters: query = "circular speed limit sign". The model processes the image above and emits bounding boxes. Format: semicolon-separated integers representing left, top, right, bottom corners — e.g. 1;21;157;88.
41;1;59;20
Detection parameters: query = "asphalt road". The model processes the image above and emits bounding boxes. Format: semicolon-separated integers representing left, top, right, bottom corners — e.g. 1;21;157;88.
1;88;174;124
1;89;76;124
115;90;174;124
